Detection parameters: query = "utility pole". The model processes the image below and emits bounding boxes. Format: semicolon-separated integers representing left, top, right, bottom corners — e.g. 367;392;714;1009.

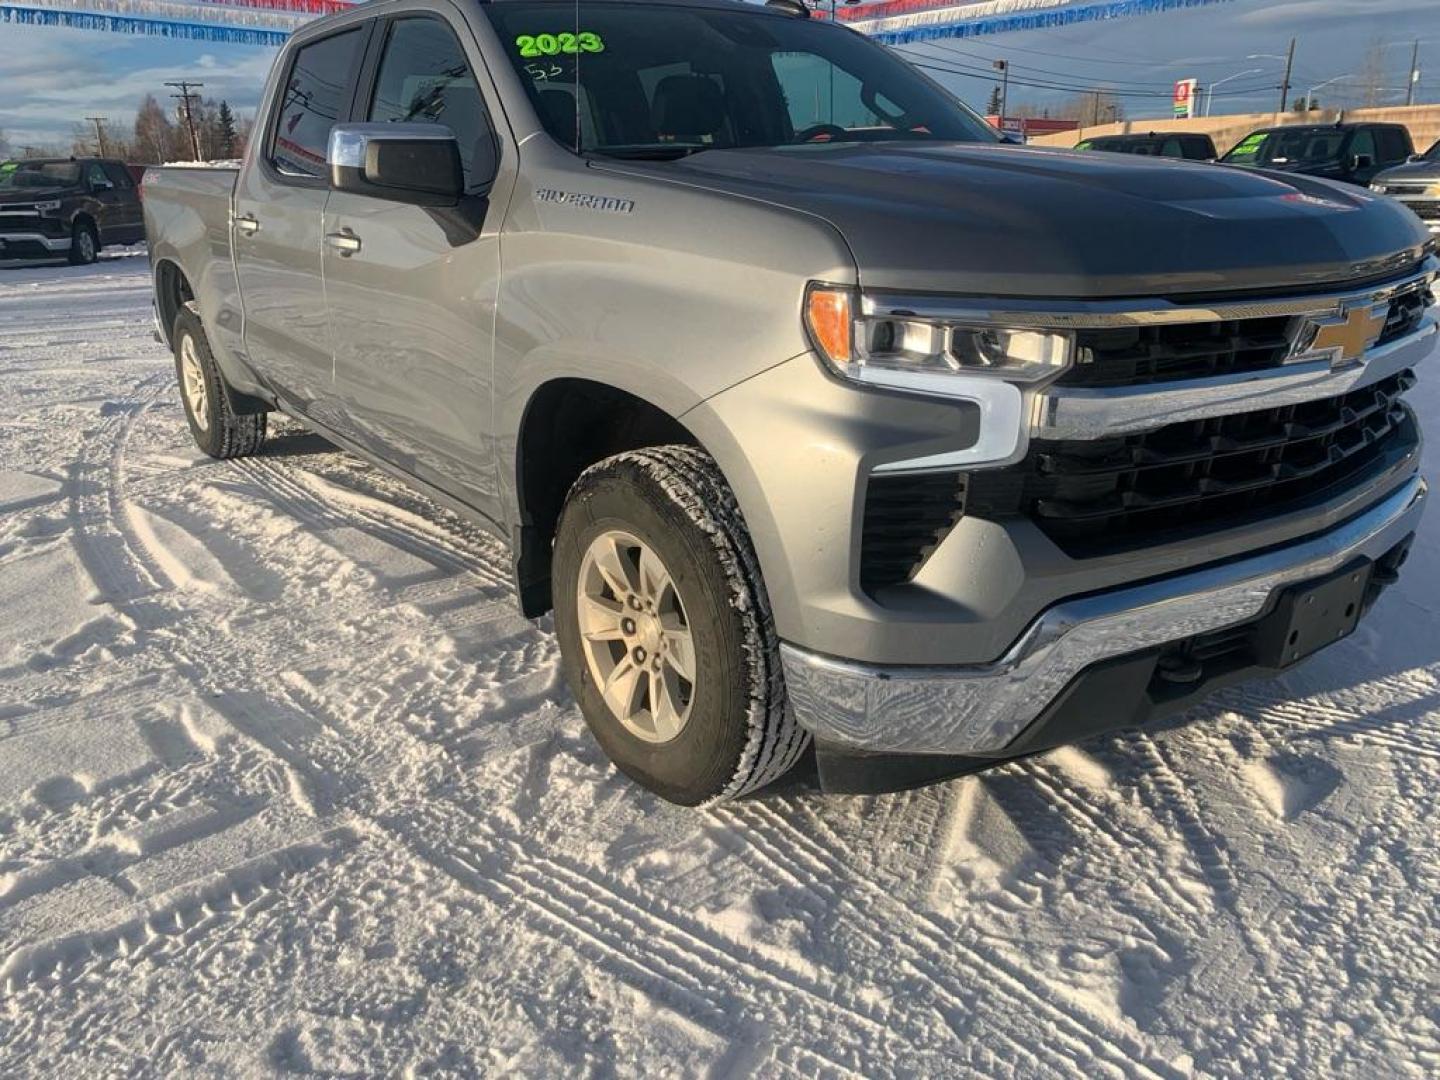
1278;38;1296;113
165;80;205;161
85;117;109;158
1407;39;1421;107
993;59;1009;122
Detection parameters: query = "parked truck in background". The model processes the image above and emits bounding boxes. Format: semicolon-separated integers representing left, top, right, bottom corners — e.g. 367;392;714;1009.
1372;140;1440;235
0;157;145;264
143;0;1435;805
1219;122;1414;187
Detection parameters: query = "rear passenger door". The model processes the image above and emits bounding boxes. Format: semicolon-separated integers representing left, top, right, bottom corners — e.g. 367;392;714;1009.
234;23;370;419
321;9;516;518
83;162;127;245
100;162;144;243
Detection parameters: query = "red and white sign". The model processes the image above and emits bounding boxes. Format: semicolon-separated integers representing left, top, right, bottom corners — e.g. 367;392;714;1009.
1173;78;1199;119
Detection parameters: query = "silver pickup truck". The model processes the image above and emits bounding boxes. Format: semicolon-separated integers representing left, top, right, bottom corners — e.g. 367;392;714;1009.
144;0;1435;805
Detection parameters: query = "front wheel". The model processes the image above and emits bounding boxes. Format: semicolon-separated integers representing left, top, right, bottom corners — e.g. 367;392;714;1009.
552;446;808;805
67;220;98;266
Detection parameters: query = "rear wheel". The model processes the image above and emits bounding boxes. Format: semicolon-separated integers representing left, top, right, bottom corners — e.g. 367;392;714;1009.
553;446;808;805
68;220;98;266
172;305;267;459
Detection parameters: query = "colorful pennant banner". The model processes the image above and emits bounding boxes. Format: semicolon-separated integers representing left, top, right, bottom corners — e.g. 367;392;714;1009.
841;0;1235;44
0;3;290;44
9;0;307;30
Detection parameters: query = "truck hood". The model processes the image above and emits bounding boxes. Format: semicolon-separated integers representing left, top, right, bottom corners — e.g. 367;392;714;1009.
606;142;1429;297
1375;159;1440;185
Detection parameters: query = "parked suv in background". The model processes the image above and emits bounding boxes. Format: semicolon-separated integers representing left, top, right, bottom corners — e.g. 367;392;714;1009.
1220;122;1413;186
0;157;145;264
1372;140;1440;234
144;0;1433;805
1075;132;1216;161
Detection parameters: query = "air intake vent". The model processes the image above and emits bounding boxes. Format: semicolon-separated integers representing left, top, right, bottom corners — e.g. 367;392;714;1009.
860;472;967;594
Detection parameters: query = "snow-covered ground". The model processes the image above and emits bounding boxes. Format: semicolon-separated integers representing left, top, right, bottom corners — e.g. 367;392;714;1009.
1;254;1438;1078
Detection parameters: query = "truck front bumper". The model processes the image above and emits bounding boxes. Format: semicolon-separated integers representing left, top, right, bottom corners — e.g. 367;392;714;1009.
0;232;72;261
782;474;1426;758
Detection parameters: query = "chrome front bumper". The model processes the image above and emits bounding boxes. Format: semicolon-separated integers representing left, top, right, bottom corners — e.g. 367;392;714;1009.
0;232;72;255
782;475;1427;756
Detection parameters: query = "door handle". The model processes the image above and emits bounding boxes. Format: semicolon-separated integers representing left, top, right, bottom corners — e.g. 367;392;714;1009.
233;213;260;236
325;230;362;257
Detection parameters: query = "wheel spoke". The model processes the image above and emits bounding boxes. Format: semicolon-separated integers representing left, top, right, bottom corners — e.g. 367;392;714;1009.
593;536;637;600
578;593;626;642
638;545;672;605
650;668;683;741
601;655;643;718
661;619;695;682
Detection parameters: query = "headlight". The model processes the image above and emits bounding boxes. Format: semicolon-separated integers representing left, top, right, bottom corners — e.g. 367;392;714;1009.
1369;183;1387;194
31;199;62;213
804;284;1073;392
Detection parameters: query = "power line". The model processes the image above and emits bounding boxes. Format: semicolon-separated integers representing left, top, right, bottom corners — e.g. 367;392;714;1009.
906;49;1279;99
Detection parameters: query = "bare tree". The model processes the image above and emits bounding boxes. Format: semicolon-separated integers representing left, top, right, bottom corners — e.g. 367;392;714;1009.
133;94;179;164
0;128;10;160
1058;91;1125;127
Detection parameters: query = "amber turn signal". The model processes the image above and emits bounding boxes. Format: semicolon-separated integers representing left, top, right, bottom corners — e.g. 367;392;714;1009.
804;285;853;365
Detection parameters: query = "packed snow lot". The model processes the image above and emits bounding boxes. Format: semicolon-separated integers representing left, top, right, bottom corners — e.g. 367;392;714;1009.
1;255;1438;1079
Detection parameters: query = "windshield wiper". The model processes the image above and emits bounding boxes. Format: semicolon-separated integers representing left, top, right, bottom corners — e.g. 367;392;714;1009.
588;145;712;161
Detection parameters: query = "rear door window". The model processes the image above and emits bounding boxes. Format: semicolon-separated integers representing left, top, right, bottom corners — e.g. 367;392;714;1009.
101;162;135;189
270;28;366;179
1375;127;1410;164
367;17;498;190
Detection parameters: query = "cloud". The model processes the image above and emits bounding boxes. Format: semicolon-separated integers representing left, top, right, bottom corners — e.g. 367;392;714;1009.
0;26;278;148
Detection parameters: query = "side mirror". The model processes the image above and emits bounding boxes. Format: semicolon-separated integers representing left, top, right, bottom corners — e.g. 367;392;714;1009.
328;123;463;208
1350;153;1375;173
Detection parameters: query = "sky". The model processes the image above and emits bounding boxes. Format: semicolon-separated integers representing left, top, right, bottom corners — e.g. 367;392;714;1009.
0;0;1437;152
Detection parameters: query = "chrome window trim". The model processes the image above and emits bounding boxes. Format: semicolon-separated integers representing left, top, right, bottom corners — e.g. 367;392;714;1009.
782;475;1427;756
1034;316;1437;441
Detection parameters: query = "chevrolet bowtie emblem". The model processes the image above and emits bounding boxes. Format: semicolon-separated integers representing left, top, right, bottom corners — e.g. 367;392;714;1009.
1299;302;1390;368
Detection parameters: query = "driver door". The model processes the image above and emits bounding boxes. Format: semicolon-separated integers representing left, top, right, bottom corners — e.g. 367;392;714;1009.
321;12;516;519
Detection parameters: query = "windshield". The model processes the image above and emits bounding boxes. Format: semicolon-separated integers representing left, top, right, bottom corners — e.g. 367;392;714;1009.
0;160;82;189
1424;139;1440;162
1222;128;1345;167
483;1;996;158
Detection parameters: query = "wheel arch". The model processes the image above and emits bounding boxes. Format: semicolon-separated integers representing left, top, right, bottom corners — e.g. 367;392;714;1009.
512;377;703;617
153;258;195;350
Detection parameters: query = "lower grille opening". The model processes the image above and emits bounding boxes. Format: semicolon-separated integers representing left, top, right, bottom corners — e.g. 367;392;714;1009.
968;371;1419;557
860;472;966;593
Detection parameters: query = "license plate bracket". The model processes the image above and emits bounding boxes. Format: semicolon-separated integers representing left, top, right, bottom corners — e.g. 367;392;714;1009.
1254;559;1372;669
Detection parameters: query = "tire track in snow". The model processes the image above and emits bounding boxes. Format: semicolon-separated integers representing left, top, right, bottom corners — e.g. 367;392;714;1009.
725;802;1183;1080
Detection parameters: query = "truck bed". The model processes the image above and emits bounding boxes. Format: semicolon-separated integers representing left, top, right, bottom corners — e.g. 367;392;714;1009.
142;164;242;358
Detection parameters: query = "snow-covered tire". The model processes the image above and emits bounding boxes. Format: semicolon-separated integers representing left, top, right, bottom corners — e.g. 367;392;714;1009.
172;305;267;459
552;445;809;805
68;220;98;266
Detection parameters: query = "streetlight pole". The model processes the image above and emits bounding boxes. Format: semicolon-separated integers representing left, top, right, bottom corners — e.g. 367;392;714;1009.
1407;40;1421;107
1203;69;1263;116
1303;74;1356;114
